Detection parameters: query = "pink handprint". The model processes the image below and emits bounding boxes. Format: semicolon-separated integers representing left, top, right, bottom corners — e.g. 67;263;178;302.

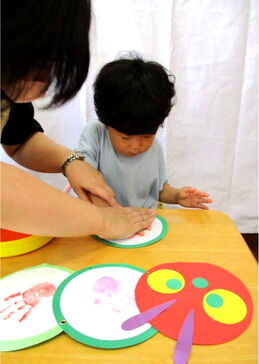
93;276;120;305
0;282;56;322
93;276;135;312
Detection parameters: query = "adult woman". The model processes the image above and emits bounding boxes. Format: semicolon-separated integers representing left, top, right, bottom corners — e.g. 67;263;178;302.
1;0;154;239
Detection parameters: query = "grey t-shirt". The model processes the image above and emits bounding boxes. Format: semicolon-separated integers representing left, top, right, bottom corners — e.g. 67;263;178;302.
76;121;167;208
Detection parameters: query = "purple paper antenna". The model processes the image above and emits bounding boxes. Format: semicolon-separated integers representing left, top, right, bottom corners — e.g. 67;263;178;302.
173;309;194;364
122;299;176;331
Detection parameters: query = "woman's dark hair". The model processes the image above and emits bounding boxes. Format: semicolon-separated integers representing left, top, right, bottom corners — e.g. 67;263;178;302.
94;57;176;135
1;0;91;107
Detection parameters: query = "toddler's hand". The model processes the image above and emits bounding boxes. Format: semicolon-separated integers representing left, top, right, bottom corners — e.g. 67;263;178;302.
177;187;213;209
131;225;152;238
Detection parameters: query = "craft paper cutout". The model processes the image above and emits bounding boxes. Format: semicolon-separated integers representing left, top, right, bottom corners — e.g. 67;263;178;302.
0;264;73;351
134;262;253;345
93;215;168;248
122;298;176;331
173;309;194;364
52;264;157;348
0;228;53;257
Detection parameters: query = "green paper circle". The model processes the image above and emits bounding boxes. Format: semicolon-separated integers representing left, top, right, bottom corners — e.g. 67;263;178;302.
93;215;168;248
192;277;208;289
52;263;157;349
206;293;224;308
0;264;74;351
166;278;182;290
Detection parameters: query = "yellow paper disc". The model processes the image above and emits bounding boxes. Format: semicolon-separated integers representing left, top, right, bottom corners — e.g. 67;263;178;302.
147;269;185;294
203;289;247;324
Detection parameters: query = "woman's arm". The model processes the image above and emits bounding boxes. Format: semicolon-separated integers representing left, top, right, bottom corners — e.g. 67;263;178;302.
1;162;155;238
3;131;84;172
2;132;118;207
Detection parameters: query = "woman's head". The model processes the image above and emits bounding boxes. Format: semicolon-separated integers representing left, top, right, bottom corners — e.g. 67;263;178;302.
1;0;91;106
94;56;176;135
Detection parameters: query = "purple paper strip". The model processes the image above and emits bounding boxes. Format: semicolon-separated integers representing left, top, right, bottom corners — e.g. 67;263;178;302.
173;309;194;364
122;299;176;331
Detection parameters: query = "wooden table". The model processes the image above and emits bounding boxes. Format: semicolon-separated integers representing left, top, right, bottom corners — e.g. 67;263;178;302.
1;209;257;364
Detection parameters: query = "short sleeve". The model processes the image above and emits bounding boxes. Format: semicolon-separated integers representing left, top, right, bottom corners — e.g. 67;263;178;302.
1;102;44;145
157;141;168;191
76;121;101;169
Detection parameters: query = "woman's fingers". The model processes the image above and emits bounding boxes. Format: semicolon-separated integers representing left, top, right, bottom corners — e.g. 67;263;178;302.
87;183;120;208
74;188;91;202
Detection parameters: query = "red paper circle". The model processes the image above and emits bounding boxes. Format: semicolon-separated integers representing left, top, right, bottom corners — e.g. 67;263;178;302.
135;262;253;344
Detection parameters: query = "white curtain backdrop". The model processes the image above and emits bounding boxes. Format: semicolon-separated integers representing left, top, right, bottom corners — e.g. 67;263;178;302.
1;0;257;233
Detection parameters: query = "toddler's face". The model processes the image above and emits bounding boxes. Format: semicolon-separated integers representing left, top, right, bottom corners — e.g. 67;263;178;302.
107;127;156;157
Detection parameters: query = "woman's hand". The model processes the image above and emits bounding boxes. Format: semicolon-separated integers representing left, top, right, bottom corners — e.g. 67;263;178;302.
98;207;156;240
176;186;213;209
65;160;120;208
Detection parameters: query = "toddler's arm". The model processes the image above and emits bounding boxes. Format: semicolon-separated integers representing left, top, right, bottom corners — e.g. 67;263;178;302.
159;183;212;210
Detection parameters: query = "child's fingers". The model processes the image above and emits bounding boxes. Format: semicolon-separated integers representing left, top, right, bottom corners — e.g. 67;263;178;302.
136;225;152;236
200;198;213;203
194;190;209;197
136;230;145;236
135;224;152;236
183;186;195;194
198;204;209;210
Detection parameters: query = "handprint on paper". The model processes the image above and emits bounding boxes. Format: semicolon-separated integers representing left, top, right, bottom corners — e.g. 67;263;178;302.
0;282;56;322
93;276;135;312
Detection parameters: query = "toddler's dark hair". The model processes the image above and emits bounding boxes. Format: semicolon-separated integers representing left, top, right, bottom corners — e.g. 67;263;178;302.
94;57;176;135
1;0;91;107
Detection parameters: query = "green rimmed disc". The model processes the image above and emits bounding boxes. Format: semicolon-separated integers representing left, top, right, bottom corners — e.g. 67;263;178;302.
93;215;168;248
0;264;73;351
52;263;157;348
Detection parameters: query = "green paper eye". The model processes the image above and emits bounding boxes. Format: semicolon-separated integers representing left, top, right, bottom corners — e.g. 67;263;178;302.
147;270;185;294
192;277;208;288
203;289;247;324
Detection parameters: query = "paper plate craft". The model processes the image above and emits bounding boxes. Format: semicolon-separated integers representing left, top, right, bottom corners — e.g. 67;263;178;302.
0;228;53;257
93;215;168;248
52;263;157;349
122;262;253;364
0;264;73;351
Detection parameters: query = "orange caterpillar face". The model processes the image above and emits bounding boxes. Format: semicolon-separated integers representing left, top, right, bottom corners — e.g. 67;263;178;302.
135;262;253;344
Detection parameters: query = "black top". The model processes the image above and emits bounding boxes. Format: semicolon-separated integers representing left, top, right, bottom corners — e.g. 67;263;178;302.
1;94;44;146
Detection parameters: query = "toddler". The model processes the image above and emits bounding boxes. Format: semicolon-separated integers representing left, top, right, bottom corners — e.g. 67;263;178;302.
77;57;212;209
